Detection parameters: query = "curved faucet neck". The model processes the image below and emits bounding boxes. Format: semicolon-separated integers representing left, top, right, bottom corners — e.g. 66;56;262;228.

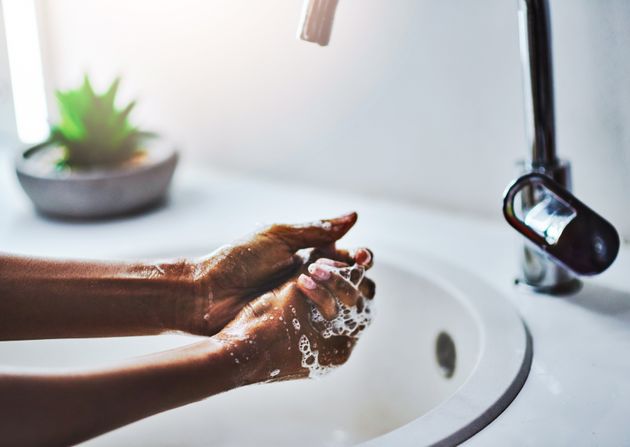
519;0;558;168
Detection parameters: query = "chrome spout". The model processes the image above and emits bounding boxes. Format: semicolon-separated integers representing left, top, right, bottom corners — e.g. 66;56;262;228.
298;0;339;46
518;0;558;168
514;0;584;293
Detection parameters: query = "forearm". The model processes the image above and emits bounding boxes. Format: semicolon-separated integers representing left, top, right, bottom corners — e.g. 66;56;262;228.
0;338;255;446
0;254;206;340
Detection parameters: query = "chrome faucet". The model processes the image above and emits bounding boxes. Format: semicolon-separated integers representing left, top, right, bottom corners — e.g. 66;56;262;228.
298;0;620;294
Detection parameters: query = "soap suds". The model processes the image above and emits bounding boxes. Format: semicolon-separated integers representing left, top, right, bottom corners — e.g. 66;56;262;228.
294;220;332;231
296;267;374;379
298;334;334;378
310;295;373;339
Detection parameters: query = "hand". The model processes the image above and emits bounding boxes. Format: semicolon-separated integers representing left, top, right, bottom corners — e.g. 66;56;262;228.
187;212;359;336
0;245;373;445
214;254;375;384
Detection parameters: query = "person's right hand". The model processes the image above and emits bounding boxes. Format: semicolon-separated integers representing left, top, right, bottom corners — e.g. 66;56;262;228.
186;213;360;336
214;254;376;384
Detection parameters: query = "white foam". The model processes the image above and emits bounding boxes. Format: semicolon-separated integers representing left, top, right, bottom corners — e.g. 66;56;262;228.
292;318;301;330
298;334;335;379
293;220;332;231
310;295;373;340
270;369;280;377
295;268;374;379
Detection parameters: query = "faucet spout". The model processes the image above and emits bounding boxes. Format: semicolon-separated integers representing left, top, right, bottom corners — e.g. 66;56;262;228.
518;0;557;167
298;0;339;46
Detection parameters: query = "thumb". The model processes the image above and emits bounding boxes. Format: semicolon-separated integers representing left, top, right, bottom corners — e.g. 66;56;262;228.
266;212;358;251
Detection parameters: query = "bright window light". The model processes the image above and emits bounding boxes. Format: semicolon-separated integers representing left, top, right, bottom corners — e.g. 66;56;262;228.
2;0;48;144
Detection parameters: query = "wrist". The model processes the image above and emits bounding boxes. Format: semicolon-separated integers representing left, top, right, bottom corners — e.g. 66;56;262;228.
169;258;210;335
127;258;206;334
210;330;265;387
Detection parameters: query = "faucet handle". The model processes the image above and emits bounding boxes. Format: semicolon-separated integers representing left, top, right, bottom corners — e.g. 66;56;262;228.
503;173;620;276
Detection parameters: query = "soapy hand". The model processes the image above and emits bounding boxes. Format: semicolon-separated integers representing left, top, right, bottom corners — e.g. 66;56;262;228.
214;254;375;384
187;213;362;336
0;215;375;446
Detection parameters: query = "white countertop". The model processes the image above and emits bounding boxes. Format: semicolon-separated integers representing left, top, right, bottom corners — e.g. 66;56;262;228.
1;157;629;446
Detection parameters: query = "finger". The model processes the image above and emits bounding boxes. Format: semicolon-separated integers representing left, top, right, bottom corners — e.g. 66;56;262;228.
315;258;348;268
297;274;338;320
308;264;361;307
310;243;355;264
302;245;345;265
329;248;354;264
354;248;374;269
265;212;358;251
358;276;376;300
350;323;368;338
326;247;374;269
332;263;365;286
311;243;338;260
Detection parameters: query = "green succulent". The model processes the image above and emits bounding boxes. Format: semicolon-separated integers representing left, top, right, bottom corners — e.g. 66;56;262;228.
27;76;153;168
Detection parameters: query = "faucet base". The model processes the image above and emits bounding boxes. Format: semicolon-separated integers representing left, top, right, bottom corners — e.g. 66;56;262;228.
516;240;581;295
516;243;582;295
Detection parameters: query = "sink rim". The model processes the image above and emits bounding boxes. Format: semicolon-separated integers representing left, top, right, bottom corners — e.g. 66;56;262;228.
363;245;532;447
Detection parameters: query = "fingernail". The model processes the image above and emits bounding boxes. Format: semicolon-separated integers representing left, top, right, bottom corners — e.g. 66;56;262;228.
298;274;317;290
308;264;331;280
355;248;372;266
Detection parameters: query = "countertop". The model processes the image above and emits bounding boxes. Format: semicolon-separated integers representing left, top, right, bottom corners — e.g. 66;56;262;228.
1;157;629;446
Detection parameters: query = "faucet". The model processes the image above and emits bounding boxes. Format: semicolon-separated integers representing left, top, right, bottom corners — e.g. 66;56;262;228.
298;0;620;294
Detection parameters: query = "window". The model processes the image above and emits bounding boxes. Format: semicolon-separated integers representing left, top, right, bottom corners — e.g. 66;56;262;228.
0;0;48;148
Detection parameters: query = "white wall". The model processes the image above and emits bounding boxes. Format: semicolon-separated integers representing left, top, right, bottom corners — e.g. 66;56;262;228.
38;0;630;239
0;6;18;148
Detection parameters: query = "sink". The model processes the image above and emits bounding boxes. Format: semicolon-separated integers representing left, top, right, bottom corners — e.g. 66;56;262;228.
0;247;531;446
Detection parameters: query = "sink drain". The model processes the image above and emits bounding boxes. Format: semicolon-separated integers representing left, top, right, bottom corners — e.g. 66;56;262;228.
435;331;456;379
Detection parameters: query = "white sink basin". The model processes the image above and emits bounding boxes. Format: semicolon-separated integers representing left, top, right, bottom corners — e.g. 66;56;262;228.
0;247;531;446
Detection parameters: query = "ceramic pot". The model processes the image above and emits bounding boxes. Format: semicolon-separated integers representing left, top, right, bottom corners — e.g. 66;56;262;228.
15;140;178;219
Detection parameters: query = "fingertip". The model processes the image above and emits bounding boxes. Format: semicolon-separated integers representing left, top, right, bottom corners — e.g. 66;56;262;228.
354;248;373;268
298;273;317;290
280;213;357;251
333;211;358;224
315;258;348;268
308;263;332;281
327;212;358;235
297;275;338;320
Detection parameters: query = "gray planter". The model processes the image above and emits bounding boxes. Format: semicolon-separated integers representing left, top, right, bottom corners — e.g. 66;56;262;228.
15;140;178;219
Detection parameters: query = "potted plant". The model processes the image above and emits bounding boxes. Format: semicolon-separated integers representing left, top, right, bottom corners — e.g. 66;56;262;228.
15;76;178;219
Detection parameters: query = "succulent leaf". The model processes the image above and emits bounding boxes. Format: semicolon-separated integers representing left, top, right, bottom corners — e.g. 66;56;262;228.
42;76;153;168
